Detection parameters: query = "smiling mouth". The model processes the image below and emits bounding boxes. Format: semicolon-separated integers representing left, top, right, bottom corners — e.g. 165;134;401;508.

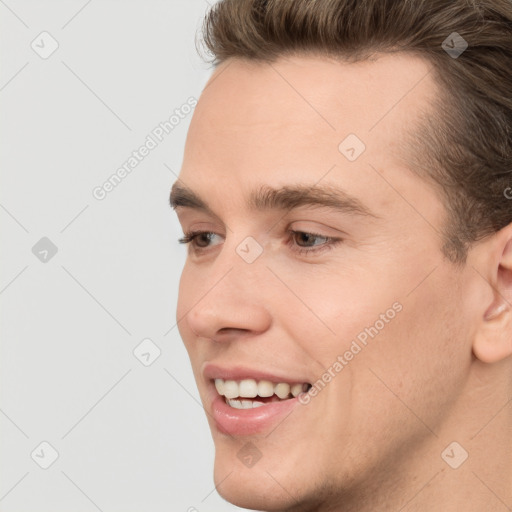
214;378;312;409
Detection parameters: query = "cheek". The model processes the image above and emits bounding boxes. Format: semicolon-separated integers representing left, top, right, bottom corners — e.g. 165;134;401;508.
175;263;198;347
279;260;470;429
271;262;403;364
351;269;472;428
307;271;471;480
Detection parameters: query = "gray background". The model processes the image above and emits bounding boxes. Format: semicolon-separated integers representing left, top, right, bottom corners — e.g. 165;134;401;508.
0;1;243;510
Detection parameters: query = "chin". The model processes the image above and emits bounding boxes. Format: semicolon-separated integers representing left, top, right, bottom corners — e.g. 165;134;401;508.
213;464;298;511
211;441;321;512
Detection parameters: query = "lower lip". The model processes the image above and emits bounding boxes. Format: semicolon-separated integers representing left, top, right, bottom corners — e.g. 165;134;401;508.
211;394;300;436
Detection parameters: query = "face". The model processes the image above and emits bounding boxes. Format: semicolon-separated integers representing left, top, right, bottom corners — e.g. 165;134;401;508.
172;55;478;510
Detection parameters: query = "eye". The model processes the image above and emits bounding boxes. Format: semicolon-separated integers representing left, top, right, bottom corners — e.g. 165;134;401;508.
288;230;342;255
291;231;329;247
178;231;223;249
178;229;342;257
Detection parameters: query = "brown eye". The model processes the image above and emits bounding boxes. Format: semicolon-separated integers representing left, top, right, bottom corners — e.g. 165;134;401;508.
178;231;224;251
292;231;329;247
195;232;215;247
286;230;343;257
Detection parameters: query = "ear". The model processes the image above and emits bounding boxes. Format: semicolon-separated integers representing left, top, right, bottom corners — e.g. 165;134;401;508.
473;227;512;364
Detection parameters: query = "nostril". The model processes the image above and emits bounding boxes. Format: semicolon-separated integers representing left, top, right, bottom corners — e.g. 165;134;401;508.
210;327;252;343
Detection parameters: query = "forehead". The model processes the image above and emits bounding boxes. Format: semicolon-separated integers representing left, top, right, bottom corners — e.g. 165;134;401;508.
179;53;440;220
190;54;434;139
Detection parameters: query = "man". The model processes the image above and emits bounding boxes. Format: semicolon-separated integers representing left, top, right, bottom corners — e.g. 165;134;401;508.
170;0;512;510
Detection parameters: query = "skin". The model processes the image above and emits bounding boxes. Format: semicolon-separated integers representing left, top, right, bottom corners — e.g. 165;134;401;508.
172;54;512;511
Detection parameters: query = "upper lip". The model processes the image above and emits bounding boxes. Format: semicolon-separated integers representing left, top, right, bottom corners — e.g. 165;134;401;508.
202;363;310;384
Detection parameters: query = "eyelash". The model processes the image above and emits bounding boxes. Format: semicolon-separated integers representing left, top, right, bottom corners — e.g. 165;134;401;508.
178;230;342;256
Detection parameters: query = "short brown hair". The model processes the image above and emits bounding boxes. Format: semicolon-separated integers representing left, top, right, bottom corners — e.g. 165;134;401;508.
198;0;512;264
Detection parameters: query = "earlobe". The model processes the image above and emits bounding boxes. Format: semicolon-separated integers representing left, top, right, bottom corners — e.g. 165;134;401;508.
472;228;512;364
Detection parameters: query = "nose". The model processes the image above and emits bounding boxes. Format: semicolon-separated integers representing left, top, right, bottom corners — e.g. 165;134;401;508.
182;261;273;343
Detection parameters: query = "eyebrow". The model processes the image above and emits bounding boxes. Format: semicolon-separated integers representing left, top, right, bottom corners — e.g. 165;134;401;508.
169;182;378;218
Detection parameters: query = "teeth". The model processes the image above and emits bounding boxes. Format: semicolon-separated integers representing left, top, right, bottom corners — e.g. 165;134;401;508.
223;380;239;399
226;398;266;409
239;379;258;398
214;378;309;402
214;379;224;395
274;383;290;399
258;380;274;397
291;383;305;397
